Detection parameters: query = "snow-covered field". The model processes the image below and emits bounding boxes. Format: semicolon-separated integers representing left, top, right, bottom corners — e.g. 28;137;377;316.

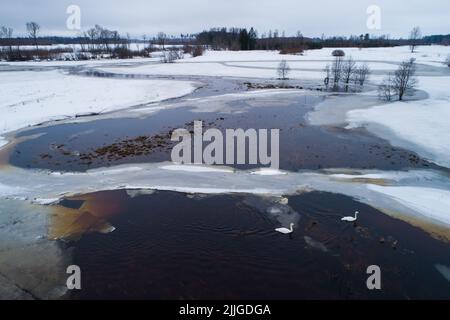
1;56;161;67
195;46;450;65
347;76;450;168
0;70;197;145
95;45;450;79
225;60;398;71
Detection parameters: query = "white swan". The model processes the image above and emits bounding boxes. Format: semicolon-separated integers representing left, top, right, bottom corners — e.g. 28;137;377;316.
341;211;359;222
275;223;294;234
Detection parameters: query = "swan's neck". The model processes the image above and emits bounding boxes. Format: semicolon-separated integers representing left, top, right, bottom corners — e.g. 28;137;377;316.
355;213;358;218
290;224;294;231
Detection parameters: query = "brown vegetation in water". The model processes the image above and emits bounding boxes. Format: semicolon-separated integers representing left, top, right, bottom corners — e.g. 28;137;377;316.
49;191;129;240
79;133;173;164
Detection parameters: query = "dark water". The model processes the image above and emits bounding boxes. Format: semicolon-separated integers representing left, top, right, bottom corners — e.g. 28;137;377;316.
11;96;438;172
7;88;448;300
67;190;450;300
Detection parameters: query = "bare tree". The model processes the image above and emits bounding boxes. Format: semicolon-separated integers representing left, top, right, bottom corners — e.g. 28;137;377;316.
161;48;183;63
277;60;290;80
354;63;371;87
0;26;14;57
126;33;131;51
95;25;120;54
0;27;4;60
323;64;331;90
342;57;356;92
296;30;304;49
393;58;417;100
378;73;394;101
78;32;87;55
26;22;40;51
409;26;421;53
379;59;417;101
103;28;118;53
157;32;167;50
331;55;344;91
192;45;204;57
141;34;152;56
86;27;98;52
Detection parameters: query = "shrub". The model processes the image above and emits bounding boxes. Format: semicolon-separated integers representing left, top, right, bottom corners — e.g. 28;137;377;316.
277;60;290;80
378;73;394;101
332;49;345;57
113;45;133;59
161;49;184;63
183;45;193;54
192;46;204;57
279;47;304;55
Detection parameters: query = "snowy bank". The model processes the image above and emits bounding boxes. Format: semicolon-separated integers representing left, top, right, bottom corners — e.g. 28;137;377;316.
0;70;198;146
347;76;450;168
188;46;450;68
0;162;449;240
368;185;450;226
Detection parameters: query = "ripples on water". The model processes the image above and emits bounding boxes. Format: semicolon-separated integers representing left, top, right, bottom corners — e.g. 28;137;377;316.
65;190;450;300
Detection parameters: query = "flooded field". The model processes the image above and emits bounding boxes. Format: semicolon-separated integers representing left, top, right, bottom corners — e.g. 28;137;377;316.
1;71;449;300
10;94;437;172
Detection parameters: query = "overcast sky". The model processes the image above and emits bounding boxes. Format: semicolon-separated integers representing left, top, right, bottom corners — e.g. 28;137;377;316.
2;0;450;38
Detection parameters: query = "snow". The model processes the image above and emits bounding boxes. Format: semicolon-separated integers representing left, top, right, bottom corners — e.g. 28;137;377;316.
368;185;450;226
0;70;197;144
31;198;60;205
142;185;283;195
2;56;160;67
160;164;234;173
181;46;450;67
301;46;450;68
1;160;450;236
251;168;287;176
0;199;70;299
97;46;450;80
226;61;398;71
4;46;450;79
0;183;25;197
2;45;450;298
0;46;449;237
4;45;449;68
435;264;450;283
99;61;324;79
0;137;7;149
0;43;179;52
347;76;450;168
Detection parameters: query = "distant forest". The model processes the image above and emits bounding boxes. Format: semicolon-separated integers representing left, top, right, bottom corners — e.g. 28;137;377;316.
1;27;449;49
1;24;449;61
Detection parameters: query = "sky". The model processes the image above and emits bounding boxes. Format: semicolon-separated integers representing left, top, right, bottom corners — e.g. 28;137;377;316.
1;0;450;38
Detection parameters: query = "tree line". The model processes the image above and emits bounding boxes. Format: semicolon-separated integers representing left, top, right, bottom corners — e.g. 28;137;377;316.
0;23;439;63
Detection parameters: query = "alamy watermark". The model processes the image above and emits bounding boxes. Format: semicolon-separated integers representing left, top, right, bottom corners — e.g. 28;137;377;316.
366;265;381;290
66;265;81;290
66;5;81;31
170;121;280;169
367;5;381;30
